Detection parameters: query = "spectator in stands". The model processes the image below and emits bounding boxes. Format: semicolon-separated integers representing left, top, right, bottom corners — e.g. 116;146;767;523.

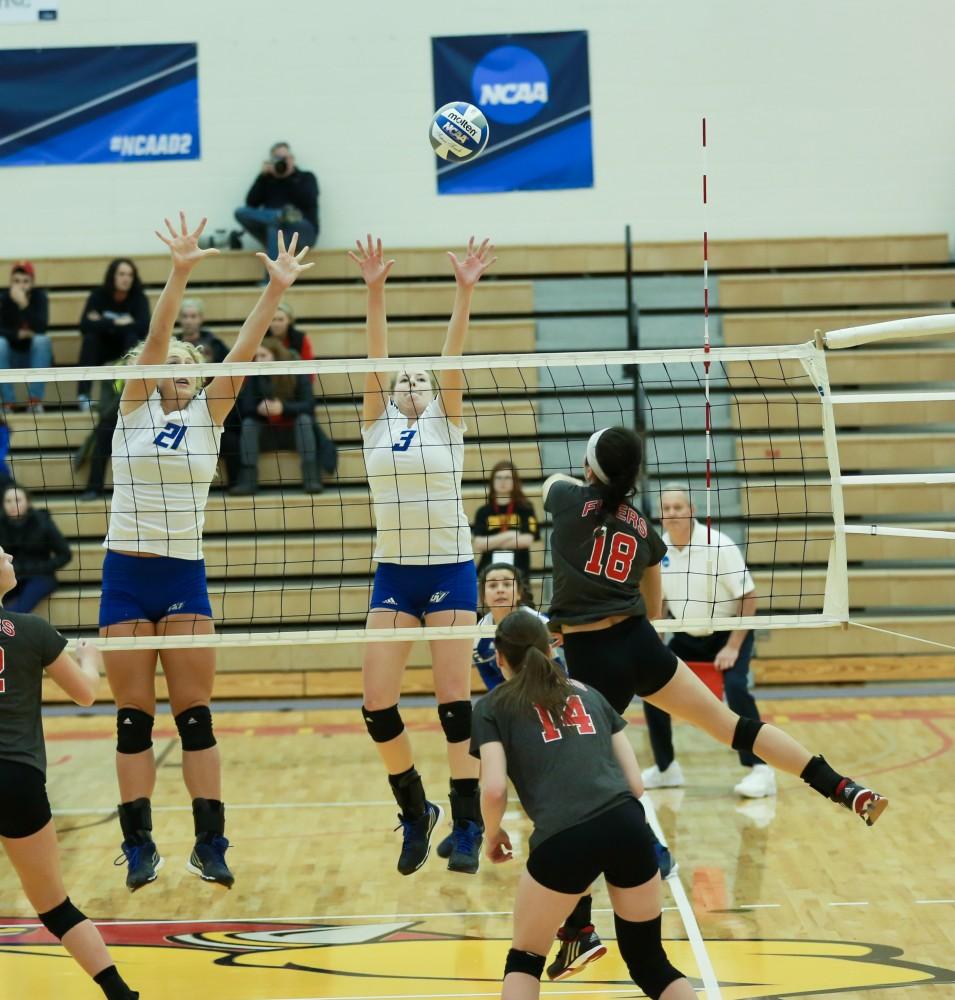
0;261;53;413
234;142;319;259
230;336;323;495
76;364;125;502
471;460;540;577
269;300;314;362
77;259;150;410
0;484;71;613
177;297;228;362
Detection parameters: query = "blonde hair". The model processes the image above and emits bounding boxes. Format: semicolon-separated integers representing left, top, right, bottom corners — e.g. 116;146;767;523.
123;338;206;396
180;297;204;315
275;300;295;321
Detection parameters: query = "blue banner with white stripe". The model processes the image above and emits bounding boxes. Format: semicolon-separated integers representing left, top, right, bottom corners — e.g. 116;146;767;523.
0;43;200;167
431;31;592;195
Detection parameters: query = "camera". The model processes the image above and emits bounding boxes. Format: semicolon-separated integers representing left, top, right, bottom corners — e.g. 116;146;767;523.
272;155;289;176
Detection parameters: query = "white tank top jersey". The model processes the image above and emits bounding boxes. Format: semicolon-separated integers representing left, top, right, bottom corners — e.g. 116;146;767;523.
105;390;223;560
362;397;471;565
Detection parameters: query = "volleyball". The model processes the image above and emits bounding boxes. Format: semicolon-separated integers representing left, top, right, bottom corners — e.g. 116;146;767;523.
429;101;490;161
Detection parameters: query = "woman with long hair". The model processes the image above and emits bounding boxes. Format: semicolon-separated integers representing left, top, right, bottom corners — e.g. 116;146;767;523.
472;460;540;577
349;234;495;877
471;610;695;1000
101;213;311;893
77;258;151;409
540;425;888;973
0;484;71;613
0;546;139;999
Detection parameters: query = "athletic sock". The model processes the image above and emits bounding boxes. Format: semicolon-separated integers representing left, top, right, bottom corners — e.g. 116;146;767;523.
117;798;152;844
800;754;844;799
449;778;482;828
389;766;426;820
192;798;225;841
565;893;593;931
93;964;138;999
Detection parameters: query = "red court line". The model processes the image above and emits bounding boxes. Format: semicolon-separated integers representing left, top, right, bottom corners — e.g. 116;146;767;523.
42;706;955;743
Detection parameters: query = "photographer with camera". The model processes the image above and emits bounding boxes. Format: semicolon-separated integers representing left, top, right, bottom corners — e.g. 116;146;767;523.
233;142;319;260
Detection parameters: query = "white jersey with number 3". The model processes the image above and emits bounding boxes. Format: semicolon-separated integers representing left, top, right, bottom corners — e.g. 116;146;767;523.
362;397;470;565
105;390;223;560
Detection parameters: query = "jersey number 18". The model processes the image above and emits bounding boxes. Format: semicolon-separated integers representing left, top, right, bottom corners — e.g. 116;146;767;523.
535;695;596;743
584;530;637;582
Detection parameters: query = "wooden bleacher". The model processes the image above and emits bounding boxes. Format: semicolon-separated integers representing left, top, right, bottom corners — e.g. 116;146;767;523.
7;233;953;700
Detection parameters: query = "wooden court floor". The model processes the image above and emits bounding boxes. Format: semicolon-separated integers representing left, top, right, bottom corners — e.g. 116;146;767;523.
1;693;953;999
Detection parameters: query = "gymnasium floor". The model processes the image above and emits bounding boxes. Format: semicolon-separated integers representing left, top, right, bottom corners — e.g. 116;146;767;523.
1;687;953;1000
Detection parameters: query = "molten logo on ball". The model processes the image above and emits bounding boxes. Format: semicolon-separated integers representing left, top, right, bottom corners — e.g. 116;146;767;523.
430;102;490;162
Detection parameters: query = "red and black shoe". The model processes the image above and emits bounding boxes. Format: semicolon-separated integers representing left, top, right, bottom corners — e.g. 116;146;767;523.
834;779;889;827
545;924;607;981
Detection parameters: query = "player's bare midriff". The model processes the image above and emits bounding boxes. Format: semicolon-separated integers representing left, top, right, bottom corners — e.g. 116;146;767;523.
562;613;629;635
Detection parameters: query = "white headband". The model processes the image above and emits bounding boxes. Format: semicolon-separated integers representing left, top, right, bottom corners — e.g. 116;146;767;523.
586;428;610;484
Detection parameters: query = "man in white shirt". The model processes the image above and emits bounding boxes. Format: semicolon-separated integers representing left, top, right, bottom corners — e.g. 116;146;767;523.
641;485;775;799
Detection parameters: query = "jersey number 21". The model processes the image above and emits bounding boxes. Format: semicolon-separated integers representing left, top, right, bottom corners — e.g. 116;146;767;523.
154;423;187;450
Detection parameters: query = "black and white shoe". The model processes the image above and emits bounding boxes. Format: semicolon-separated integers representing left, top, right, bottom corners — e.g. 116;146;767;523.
834;779;889;827
546;924;607;981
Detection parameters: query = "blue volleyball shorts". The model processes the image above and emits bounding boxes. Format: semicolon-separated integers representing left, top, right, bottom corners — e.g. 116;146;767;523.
99;550;213;627
370;560;477;619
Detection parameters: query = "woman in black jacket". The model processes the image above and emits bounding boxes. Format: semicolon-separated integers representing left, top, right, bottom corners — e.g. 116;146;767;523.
230;336;322;495
0;485;72;612
77;259;150;409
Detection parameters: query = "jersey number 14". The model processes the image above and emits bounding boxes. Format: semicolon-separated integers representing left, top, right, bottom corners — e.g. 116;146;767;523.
584;530;637;582
535;695;596;743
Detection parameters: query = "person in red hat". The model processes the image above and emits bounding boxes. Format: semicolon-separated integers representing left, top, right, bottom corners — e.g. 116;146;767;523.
0;262;53;413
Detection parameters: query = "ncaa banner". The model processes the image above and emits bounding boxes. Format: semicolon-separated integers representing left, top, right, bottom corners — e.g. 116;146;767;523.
431;30;593;195
0;43;200;167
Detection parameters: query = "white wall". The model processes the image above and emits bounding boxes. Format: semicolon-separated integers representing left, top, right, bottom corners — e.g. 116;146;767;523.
2;0;954;258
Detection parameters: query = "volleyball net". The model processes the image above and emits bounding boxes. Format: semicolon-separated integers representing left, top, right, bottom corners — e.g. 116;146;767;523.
2;313;953;652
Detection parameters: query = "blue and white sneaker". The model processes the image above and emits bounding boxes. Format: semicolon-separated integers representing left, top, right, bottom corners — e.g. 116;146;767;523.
187;835;235;888
395;802;443;875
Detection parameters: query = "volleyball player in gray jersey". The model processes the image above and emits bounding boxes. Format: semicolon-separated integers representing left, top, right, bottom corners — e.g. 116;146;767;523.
0;546;139;999
541;426;888;974
471;611;694;1000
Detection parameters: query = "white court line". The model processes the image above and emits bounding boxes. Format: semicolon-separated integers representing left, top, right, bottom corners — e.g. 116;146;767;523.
641;796;722;999
270;992;638;1000
737;904;781;910
828;902;870;907
915;899;955;904
53;800;398;816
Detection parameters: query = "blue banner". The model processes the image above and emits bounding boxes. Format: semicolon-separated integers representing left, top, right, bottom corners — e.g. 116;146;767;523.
431;31;592;195
0;43;200;167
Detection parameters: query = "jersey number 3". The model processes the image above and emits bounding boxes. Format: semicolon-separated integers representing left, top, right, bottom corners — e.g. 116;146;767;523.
584;530;637;582
535;695;596;743
154;423;187;450
392;429;417;453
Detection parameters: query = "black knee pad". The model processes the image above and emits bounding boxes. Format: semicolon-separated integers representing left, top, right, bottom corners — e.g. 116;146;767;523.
614;913;684;999
39;897;85;940
503;948;546;980
732;717;764;754
116;708;154;755
438;700;472;743
362;704;404;743
175;705;217;752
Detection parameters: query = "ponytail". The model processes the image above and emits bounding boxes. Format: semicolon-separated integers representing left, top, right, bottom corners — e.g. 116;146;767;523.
493;610;574;720
588;426;643;528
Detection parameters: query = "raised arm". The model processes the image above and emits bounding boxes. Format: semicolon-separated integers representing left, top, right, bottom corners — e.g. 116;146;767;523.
347;235;395;427
440;237;496;426
119;212;219;416
206;231;314;425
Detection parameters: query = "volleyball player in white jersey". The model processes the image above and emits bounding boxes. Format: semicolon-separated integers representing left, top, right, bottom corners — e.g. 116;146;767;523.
349;234;495;877
101;213;312;891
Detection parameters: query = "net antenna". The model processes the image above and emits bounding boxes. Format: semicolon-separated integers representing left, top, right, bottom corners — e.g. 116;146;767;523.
701;115;715;604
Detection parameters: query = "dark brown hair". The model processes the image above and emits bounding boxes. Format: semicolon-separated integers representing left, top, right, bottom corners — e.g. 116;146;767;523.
590;426;643;527
258;336;298;401
493;610;573;719
486;459;531;508
478;562;534;609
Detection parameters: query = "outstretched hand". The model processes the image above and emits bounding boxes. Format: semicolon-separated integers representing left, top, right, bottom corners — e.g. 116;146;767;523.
155;211;220;270
257;230;315;290
347;234;396;289
448;236;496;288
